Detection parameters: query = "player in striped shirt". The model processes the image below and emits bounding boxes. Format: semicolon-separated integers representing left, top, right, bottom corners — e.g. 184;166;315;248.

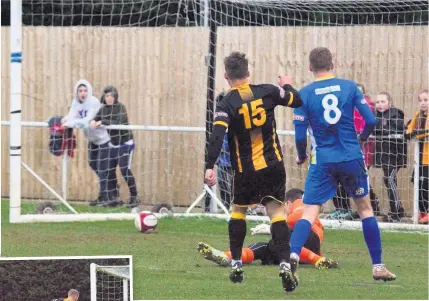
204;52;302;292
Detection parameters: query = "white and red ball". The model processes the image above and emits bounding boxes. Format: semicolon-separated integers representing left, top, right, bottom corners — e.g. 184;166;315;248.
135;211;158;233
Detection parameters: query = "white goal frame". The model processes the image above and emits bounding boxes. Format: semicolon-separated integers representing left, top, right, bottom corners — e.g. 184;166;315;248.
5;0;428;233
90;263;131;301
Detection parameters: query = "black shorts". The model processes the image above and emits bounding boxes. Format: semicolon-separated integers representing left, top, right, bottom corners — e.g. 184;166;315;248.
232;162;286;207
253;230;321;265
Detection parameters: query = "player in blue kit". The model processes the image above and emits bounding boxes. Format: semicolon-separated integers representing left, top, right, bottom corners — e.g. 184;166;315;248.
289;47;396;284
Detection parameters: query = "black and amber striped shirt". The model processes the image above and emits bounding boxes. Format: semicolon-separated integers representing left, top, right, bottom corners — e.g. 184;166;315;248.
206;82;302;174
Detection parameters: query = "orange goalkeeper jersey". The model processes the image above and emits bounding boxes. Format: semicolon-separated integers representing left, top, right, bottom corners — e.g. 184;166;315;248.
287;198;324;242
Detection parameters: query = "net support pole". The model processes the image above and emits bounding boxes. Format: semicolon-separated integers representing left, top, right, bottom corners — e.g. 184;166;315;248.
123;279;129;301
62;153;68;202
9;0;23;223
21;162;78;214
90;263;97;301
203;0;218;213
202;0;209;27
209;183;218;212
413;141;420;224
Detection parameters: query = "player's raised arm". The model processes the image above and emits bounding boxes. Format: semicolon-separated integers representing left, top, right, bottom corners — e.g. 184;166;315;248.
353;84;376;142
270;76;302;108
293;91;309;164
205;97;229;185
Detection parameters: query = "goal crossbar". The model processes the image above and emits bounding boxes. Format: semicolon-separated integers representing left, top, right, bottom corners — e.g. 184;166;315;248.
96;265;131;280
90;263;130;301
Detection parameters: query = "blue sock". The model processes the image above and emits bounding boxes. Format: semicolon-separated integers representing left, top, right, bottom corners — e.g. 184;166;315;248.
362;216;382;265
290;219;312;256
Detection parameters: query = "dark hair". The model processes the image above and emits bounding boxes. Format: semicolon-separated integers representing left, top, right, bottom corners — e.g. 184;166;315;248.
224;52;249;81
77;83;87;90
101;85;119;103
309;47;333;72
417;89;428;130
285;188;304;202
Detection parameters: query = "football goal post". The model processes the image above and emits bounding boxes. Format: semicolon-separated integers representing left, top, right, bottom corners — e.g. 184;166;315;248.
4;0;428;232
90;263;131;301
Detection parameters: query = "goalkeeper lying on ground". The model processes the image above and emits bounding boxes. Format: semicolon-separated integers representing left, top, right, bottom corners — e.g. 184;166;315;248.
197;188;339;270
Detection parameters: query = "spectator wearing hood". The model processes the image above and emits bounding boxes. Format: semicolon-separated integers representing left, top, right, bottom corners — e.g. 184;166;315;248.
61;79;114;206
91;85;139;208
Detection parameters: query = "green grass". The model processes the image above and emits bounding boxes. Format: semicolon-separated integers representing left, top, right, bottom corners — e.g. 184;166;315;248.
2;200;428;300
20;199;132;214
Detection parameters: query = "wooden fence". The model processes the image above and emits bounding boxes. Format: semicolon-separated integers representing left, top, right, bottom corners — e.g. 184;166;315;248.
1;25;428;211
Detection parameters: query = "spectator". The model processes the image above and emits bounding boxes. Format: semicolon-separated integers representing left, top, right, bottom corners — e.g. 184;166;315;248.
373;92;407;222
217;134;233;210
61;79;113;206
91;86;139;208
406;89;428;224
204;93;232;212
328;84;382;220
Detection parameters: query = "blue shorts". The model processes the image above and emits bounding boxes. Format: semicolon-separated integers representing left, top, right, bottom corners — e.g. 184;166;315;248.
303;159;369;205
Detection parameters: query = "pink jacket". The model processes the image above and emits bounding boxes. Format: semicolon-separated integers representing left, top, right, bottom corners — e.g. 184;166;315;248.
354;96;375;134
354;96;375;166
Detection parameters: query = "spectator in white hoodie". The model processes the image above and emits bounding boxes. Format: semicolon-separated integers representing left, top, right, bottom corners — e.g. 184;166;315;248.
61;79;118;206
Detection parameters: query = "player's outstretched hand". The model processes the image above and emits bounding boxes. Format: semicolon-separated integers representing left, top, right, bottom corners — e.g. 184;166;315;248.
205;169;216;186
278;75;293;87
296;155;307;165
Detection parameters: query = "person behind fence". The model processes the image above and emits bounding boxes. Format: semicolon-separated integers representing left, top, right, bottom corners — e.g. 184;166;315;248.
61;79;114;206
90;85;139;208
52;288;79;301
204;93;232;212
328;83;382;220
217;133;233;210
373;92;407;222
405;89;429;224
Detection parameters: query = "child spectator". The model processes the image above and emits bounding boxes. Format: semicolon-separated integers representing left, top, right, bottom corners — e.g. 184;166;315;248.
91;86;139;208
373;92;407;222
406;89;428;224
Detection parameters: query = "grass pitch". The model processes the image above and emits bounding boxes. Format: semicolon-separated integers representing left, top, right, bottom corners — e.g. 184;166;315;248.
1;200;428;300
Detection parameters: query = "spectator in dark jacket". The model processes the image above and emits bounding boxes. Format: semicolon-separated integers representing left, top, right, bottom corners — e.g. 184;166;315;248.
91;86;139;208
373;92;407;221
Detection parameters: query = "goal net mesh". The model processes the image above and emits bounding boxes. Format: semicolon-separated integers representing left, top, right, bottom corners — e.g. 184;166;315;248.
93;265;130;301
1;0;428;230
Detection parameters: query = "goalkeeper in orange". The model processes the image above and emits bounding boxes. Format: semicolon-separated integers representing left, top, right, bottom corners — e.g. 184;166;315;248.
197;188;338;269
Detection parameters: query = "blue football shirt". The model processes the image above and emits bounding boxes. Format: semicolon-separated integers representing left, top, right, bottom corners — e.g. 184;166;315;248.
293;76;375;164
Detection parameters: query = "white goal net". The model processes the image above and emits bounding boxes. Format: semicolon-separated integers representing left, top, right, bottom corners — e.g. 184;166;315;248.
90;263;131;301
2;0;428;232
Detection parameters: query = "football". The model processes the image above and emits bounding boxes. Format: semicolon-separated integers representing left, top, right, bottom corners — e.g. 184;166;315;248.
135;211;158;233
